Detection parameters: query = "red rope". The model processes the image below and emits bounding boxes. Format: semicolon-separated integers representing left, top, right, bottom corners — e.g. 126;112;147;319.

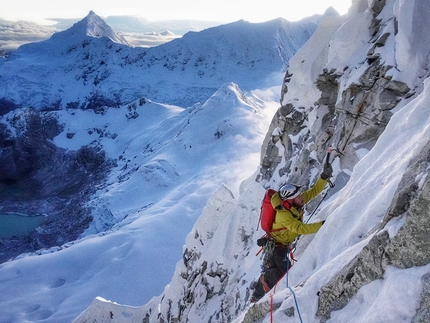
270;293;274;323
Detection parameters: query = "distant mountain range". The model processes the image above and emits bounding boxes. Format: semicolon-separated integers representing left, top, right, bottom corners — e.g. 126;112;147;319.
0;11;320;111
0;15;223;53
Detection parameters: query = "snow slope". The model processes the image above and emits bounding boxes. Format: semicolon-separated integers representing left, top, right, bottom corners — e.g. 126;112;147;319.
0;82;278;323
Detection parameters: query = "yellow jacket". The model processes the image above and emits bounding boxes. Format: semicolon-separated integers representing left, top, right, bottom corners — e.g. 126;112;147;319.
270;177;327;245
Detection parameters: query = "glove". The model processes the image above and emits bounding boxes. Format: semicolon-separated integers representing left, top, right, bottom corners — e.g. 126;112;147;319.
321;220;325;225
257;237;269;247
320;162;333;180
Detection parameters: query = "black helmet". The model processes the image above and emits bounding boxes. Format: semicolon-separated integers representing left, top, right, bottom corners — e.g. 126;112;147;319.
279;183;301;200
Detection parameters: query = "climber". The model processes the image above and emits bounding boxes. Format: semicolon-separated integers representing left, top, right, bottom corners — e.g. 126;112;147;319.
250;161;333;303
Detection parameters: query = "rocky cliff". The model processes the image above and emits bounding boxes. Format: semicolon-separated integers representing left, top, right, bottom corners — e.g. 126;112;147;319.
245;0;430;321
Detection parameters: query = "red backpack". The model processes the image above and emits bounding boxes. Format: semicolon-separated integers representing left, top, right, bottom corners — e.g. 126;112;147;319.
259;189;290;236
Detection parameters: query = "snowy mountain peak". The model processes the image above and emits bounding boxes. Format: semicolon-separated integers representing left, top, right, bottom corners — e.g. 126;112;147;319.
51;10;130;45
321;5;341;17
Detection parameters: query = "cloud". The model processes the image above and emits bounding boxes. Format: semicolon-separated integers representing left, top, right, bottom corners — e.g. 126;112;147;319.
0;16;221;53
0;18;57;51
118;31;180;48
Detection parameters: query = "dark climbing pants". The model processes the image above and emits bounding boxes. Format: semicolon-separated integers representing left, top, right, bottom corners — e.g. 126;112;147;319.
251;245;292;301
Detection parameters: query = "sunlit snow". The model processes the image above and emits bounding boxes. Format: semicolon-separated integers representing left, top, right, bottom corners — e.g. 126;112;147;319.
1;1;430;323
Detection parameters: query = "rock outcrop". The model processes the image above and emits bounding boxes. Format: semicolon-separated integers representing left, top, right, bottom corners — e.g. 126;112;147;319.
258;35;411;187
0;109;113;262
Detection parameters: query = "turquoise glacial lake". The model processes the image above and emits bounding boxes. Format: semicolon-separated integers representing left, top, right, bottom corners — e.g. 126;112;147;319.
0;213;46;239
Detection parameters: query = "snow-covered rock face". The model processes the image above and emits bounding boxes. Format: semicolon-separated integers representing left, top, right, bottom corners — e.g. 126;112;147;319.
246;0;430;322
0;11;319;112
153;183;259;322
258;0;413;187
317;169;430;321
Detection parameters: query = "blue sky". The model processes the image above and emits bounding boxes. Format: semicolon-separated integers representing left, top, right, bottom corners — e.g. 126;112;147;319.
3;0;352;24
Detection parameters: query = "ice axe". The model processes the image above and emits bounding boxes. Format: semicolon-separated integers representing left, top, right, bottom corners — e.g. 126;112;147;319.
324;148;336;188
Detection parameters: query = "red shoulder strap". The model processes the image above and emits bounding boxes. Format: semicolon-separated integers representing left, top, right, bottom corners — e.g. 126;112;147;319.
281;200;291;210
269;198;292;235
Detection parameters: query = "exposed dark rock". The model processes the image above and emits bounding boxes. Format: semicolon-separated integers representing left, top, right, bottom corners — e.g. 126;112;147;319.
371;0;387;19
316;231;390;322
258;57;411;186
0;99;20;116
412;272;430;323
83;93;121;113
0;109;113;263
241;300;280;323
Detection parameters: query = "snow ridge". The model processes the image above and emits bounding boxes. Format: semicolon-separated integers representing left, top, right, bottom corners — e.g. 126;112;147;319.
50;10;130;45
